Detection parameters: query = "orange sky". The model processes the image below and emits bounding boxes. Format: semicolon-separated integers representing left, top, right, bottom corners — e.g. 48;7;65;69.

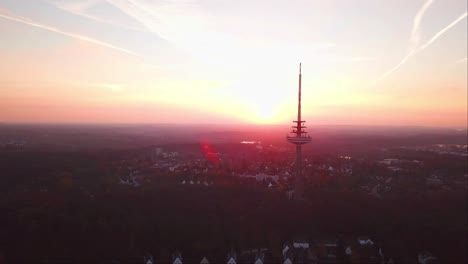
0;0;467;127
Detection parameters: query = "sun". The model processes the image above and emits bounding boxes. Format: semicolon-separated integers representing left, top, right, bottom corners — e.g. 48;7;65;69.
254;102;278;124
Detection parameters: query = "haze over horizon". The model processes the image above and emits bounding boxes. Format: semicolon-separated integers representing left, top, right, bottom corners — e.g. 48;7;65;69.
1;0;467;127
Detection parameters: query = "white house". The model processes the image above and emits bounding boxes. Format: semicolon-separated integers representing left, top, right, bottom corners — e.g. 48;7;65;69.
418;251;438;264
254;252;265;264
226;249;237;264
227;256;236;264
357;237;374;246
282;243;290;256
143;254;154;264
345;246;352;256
293;242;309;249
172;252;182;264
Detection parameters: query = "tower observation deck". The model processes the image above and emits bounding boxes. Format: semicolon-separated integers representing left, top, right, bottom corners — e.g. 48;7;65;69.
287;63;311;200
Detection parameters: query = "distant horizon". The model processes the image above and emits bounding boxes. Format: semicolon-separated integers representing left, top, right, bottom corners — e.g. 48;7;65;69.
1;121;467;130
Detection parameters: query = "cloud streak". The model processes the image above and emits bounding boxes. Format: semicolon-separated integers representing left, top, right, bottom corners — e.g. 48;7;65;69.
102;0;162;36
418;11;467;51
409;0;433;51
47;0;145;32
377;0;433;82
376;52;414;82
377;10;467;82
104;0;207;43
0;11;140;57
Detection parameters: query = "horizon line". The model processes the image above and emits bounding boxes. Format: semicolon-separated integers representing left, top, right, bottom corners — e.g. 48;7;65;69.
1;121;466;130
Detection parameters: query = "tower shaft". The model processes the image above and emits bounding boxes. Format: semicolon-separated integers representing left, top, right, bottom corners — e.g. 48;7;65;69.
295;144;303;198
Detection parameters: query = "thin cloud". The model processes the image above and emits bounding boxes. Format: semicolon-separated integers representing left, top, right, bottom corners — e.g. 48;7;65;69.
409;0;433;51
51;0;358;69
104;0;190;41
376;52;414;82
417;12;467;51
47;0;145;32
0;11;140;57
378;0;433;82
377;10;467;82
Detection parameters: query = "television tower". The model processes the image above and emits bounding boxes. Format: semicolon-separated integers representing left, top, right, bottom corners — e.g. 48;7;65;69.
287;63;311;200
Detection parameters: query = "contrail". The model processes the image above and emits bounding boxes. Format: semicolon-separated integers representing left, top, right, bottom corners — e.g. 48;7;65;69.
417;11;467;51
377;10;467;82
0;12;140;58
409;0;434;51
378;0;433;82
376;51;414;82
105;0;173;41
47;0;145;32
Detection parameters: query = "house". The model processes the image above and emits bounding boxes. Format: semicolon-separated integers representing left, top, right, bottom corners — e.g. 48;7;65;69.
316;239;339;263
348;237;380;264
226;248;237;264
378;159;400;166
426;175;443;186
293;241;309;249
239;248;269;264
282;242;292;257
345;246;352;256
417;251;439;264
283;250;294;264
283;240;313;264
143;254;154;264
357;237;374;246
172;251;183;264
283;257;294;264
254;252;265;264
200;256;210;264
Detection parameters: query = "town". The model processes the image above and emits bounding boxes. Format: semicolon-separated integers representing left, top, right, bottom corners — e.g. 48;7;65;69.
0;124;466;263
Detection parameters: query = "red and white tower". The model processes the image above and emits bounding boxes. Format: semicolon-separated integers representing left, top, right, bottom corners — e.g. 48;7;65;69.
287;63;311;200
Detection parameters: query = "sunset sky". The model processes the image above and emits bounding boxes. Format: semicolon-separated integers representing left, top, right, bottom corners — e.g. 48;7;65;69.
0;0;466;127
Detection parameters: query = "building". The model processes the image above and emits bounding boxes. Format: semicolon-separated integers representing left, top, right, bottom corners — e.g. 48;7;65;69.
254;251;265;264
172;251;183;264
227;248;237;264
283;240;314;264
316;239;339;264
417;251;440;264
200;256;210;264
287;63;312;200
347;237;380;264
143;254;154;264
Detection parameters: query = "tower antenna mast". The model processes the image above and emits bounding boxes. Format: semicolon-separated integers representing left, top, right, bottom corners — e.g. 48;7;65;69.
287;63;311;200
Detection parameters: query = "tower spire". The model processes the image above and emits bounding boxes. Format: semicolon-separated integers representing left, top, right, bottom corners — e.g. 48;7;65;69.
297;63;302;134
287;63;311;200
